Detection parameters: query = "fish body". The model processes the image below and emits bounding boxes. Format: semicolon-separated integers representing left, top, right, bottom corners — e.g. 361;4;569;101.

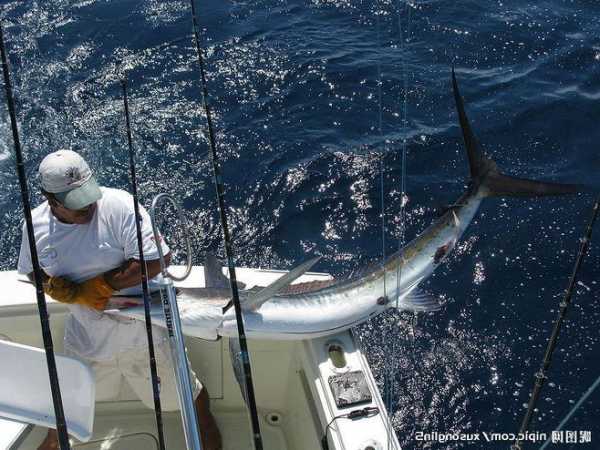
218;189;482;338
109;70;580;340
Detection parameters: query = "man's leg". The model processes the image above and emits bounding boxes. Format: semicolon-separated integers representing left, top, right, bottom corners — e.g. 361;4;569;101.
123;341;223;450
37;429;59;450
195;387;222;450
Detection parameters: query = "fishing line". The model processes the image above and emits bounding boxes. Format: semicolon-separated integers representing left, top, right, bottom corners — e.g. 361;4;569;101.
373;5;395;442
120;77;167;450
376;3;386;300
396;0;411;273
538;371;600;450
385;1;415;448
0;23;71;450
187;1;264;449
392;0;413;312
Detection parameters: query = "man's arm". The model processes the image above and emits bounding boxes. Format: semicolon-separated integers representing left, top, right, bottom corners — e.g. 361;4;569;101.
104;253;171;290
27;253;171;290
36;254;171;310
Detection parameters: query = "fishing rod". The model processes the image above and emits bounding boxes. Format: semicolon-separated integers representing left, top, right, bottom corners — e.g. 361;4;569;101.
187;1;264;449
511;196;600;450
0;24;71;450
120;78;167;450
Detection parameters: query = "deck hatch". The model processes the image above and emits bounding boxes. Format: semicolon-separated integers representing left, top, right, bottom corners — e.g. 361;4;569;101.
328;371;372;409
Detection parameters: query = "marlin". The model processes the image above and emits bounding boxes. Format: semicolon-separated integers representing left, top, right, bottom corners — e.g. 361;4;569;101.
109;70;581;340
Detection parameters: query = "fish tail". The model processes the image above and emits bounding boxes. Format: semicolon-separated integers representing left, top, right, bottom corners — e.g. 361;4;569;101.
452;67;583;197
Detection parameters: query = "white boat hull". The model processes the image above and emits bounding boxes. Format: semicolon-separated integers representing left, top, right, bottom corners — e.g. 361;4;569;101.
0;266;402;449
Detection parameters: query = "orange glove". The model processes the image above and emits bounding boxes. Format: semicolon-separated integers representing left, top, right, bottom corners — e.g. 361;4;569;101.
44;275;114;311
44;276;78;303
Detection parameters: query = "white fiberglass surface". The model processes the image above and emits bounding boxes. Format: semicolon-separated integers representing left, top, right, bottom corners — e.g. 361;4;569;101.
0;417;27;449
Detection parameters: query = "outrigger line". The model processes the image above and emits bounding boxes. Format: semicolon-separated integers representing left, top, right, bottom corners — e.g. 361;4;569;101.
511;196;600;450
188;1;264;449
120;78;168;450
0;24;71;450
389;3;414;450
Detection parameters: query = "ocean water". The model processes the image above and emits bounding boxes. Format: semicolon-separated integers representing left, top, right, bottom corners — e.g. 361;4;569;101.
0;1;599;449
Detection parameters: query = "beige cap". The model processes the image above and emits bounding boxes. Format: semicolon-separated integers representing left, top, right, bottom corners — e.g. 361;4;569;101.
39;150;102;209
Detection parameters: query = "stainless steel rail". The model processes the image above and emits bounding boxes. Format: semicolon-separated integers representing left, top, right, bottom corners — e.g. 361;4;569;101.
150;193;201;450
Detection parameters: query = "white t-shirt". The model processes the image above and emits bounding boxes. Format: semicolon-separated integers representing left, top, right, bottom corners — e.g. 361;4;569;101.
18;187;170;361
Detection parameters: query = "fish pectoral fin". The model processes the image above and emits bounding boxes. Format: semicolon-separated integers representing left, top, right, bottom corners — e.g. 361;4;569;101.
243;256;322;311
397;288;442;312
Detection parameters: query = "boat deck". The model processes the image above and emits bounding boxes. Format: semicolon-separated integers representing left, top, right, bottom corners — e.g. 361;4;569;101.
14;405;288;449
1;267;401;450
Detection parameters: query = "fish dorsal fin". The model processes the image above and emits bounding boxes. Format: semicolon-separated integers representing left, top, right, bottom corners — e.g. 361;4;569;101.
204;254;229;288
204;254;246;290
243;256;321;311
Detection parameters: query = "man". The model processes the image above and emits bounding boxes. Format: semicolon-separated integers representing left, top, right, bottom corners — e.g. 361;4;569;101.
18;149;222;450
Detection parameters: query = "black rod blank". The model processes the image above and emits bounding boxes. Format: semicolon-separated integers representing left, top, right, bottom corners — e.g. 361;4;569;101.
121;78;167;450
511;196;600;450
187;1;264;449
0;23;71;450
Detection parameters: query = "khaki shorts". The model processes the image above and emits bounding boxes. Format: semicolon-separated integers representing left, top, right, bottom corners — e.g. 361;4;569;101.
91;340;203;411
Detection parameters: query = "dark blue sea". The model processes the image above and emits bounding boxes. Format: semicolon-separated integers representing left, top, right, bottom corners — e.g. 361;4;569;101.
0;1;598;449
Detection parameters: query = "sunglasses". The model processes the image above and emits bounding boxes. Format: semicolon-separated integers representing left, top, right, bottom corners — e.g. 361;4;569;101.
52;198;95;214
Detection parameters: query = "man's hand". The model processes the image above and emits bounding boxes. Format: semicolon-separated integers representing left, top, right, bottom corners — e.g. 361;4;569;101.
44;276;78;303
44;275;114;311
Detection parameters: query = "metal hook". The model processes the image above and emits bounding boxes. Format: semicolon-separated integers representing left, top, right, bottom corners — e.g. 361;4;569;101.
149;193;193;281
